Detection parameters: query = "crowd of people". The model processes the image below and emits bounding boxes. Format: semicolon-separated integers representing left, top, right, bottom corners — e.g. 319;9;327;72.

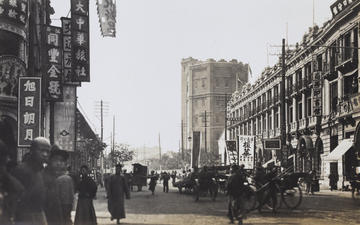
0;137;133;225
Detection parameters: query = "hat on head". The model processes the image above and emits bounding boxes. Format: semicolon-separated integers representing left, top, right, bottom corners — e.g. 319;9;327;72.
49;145;69;161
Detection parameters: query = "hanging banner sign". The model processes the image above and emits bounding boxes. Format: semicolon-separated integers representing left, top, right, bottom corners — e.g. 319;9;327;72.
0;0;28;38
54;85;76;152
313;72;322;116
238;135;255;169
18;77;41;147
96;0;116;37
45;25;63;101
330;0;357;18
61;17;73;83
226;140;238;165
71;0;90;82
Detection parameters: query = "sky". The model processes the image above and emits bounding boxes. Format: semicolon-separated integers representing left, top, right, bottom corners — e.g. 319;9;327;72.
51;0;335;153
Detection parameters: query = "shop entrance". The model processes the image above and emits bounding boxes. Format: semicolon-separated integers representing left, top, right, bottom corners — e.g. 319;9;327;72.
0;115;17;162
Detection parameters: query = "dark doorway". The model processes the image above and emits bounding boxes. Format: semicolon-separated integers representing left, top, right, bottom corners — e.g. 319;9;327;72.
0;116;17;162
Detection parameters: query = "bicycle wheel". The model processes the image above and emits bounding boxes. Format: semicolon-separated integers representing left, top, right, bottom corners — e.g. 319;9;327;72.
282;185;302;209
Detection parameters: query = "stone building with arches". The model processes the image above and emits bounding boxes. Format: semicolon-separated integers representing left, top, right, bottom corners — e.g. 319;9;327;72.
226;0;360;189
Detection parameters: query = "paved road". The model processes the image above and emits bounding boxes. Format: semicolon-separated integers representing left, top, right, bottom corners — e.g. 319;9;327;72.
73;184;360;225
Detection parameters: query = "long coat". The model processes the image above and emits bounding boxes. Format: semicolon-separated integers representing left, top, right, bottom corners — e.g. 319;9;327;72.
107;174;130;219
74;175;97;225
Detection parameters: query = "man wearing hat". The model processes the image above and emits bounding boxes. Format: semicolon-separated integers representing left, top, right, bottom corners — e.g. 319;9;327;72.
107;164;130;224
44;145;72;225
12;137;51;225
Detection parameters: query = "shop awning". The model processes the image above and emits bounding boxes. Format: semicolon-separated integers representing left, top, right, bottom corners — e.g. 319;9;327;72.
324;139;353;161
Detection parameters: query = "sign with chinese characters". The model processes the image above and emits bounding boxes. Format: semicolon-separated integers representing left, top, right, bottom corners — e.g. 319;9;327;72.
0;55;26;97
0;0;28;37
330;0;356;17
45;25;63;101
71;0;90;82
313;72;322;116
54;85;76;152
61;17;73;83
238;135;255;169
96;0;116;37
18;77;41;147
264;138;281;150
226;140;238;165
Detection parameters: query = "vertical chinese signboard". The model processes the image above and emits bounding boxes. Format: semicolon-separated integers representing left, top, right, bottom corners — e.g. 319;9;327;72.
61;17;73;83
225;140;238;165
313;72;322;116
238;135;255;169
54;86;76;152
45;26;63;101
18;77;41;147
96;0;116;37
71;0;90;82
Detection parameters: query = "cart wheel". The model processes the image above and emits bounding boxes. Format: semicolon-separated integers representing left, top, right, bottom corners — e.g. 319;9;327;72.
282;185;302;209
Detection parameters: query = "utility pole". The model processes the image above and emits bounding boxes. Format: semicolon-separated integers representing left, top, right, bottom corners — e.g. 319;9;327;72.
280;38;287;164
159;133;162;170
113;115;115;151
225;94;228;141
181;120;184;160
94;100;109;174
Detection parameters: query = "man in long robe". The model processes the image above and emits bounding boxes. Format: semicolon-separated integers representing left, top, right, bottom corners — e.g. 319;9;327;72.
108;164;130;224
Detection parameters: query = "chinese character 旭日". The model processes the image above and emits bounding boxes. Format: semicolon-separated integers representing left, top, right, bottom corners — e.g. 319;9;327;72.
24;129;33;141
48;48;60;63
24;80;36;91
48;81;61;96
23;112;35;125
24;96;34;107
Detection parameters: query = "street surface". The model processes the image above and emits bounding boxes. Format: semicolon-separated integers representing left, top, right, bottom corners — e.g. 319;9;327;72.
73;184;360;225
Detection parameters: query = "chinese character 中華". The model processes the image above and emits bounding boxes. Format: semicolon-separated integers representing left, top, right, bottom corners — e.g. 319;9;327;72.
76;1;86;14
24;112;35;125
24;80;36;91
76;17;85;30
24;129;33;141
48;65;60;78
48;81;61;96
48;48;60;63
24;96;34;107
76;32;86;46
48;33;59;46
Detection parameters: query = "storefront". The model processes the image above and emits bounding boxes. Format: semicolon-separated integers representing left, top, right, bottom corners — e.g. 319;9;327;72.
296;136;314;173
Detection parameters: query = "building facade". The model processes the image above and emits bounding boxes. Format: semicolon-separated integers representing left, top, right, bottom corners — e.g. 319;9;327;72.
181;57;248;165
227;0;360;189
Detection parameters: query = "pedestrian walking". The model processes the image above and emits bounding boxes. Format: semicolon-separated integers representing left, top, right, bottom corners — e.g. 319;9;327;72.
148;171;158;195
160;172;170;193
107;164;130;224
74;165;97;225
44;145;69;225
0;140;24;225
12;137;51;225
54;150;75;225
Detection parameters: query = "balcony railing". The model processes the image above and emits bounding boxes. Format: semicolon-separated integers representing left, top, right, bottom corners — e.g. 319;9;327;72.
269;129;275;137
275;127;281;136
290;122;297;132
299;118;306;129
308;116;317;126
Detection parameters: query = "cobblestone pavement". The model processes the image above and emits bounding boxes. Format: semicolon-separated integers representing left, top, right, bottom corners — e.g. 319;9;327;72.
72;184;360;225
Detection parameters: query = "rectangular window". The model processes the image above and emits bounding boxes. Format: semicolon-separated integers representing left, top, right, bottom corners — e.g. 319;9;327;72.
330;81;338;112
268;114;272;130
298;102;302;120
274;110;279;128
307;98;312;117
263;116;266;131
289;106;293;123
317;55;322;71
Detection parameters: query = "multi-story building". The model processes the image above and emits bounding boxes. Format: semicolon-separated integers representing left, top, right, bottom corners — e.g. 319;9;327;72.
181;57;248;165
227;0;360;189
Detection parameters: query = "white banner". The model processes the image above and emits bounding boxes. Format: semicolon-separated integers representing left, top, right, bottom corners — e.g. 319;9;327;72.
238;135;255;169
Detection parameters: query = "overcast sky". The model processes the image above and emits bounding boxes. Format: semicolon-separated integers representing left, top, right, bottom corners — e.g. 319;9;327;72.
51;0;335;152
